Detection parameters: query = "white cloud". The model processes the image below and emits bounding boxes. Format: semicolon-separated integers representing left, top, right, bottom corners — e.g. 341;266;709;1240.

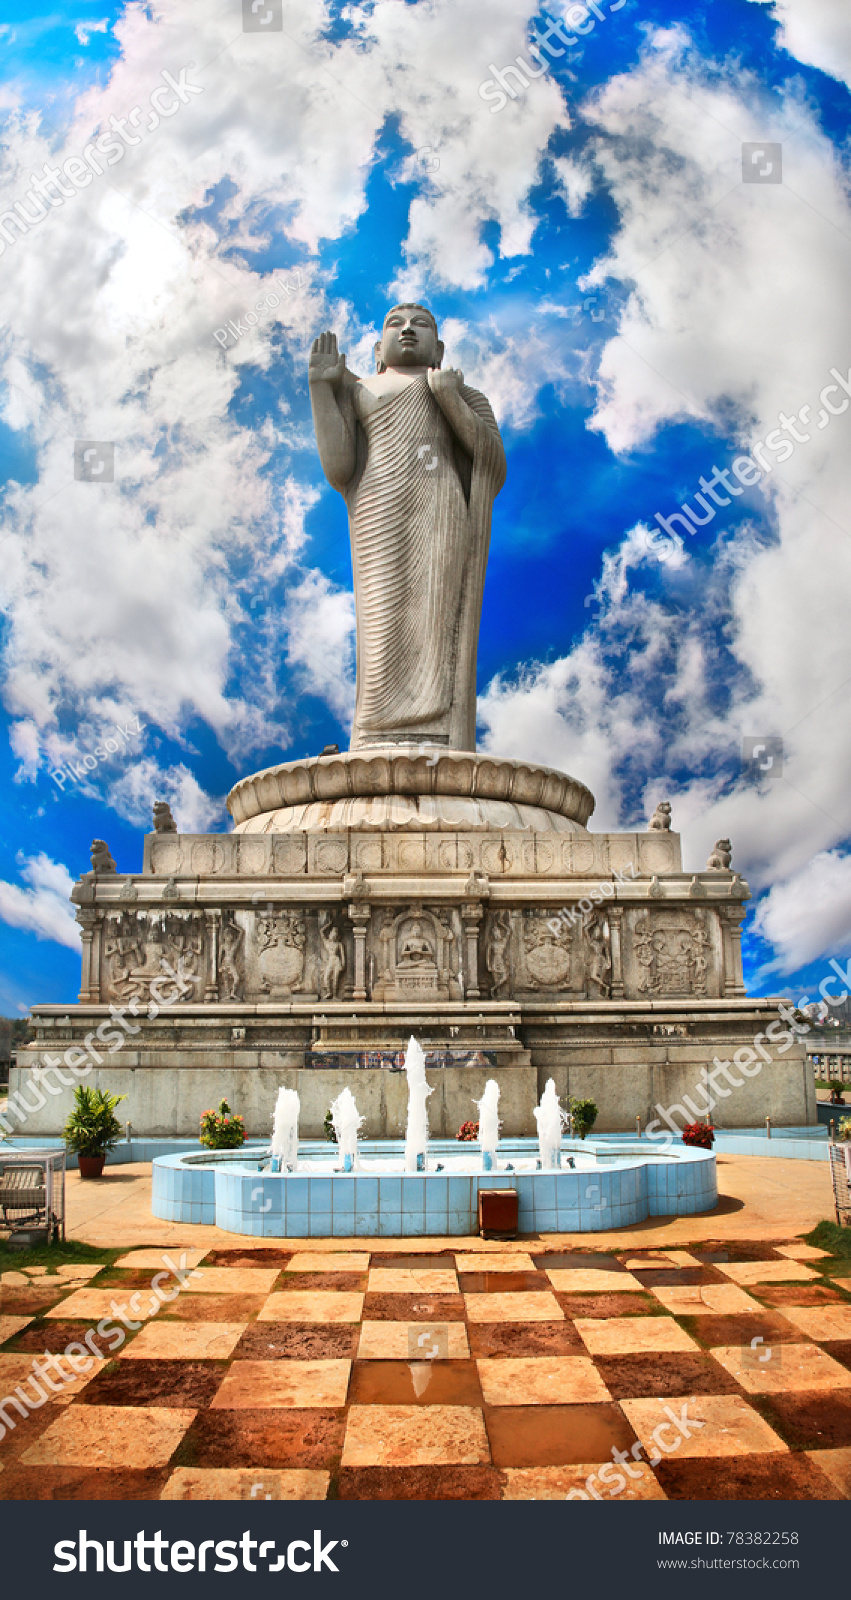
753;850;851;971
746;0;851;91
479;27;851;961
0;853;79;949
283;570;356;726
105;758;225;837
0;0;572;823
75;19;109;48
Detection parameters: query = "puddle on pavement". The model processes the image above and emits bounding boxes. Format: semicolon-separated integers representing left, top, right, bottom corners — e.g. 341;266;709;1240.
458;1272;547;1293
535;1253;625;1272
484;1403;638;1468
349;1360;483;1406
377;1255;457;1270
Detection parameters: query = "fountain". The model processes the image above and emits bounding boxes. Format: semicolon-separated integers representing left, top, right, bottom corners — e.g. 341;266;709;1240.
270;1087;300;1173
533;1079;567;1170
330;1085;364;1172
154;1077;718;1236
475;1080;501;1172
404;1035;433;1172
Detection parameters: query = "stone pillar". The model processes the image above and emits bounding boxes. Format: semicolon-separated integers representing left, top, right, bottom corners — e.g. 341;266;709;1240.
76;909;99;1002
348;904;371;1000
719;907;746;997
204;909;221;1002
608;906;625;999
460;901;484;1000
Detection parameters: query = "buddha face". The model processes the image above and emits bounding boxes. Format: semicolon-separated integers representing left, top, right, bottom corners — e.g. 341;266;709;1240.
375;305;443;372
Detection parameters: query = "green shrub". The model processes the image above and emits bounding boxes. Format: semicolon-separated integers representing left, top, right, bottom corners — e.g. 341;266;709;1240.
199;1099;245;1150
569;1097;598;1140
63;1085;126;1158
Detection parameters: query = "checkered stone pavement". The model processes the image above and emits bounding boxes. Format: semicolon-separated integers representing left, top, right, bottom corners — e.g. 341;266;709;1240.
2;1240;851;1501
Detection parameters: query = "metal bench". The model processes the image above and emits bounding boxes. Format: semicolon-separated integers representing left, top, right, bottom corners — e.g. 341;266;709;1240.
0;1164;47;1227
828;1143;851;1228
0;1150;65;1240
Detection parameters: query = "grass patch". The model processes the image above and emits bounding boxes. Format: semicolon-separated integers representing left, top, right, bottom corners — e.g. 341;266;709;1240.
0;1236;119;1274
803;1220;851;1258
814;1080;851;1093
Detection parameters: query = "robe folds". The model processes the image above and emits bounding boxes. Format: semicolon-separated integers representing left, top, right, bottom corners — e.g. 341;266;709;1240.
343;375;505;751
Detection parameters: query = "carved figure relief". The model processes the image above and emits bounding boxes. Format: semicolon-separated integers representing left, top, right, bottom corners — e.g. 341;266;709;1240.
485;911;511;997
706;838;732;870
649;801;672;831
318;910;346;1000
102;911;204;1002
584;913;612;998
633;911;709;998
522;911;571;990
218;911;245;1002
373;906;456;1001
153;801;177;833
255;910;306;996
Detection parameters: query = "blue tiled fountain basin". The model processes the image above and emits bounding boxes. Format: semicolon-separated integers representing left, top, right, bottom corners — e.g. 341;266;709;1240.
151;1138;717;1237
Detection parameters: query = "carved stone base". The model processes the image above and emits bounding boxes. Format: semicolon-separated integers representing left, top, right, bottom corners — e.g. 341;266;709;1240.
227;747;596;833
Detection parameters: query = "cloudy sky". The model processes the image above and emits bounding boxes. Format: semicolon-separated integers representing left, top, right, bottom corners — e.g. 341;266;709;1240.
0;0;849;1014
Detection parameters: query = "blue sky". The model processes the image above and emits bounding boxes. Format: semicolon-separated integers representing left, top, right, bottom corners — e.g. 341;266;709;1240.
0;0;850;1014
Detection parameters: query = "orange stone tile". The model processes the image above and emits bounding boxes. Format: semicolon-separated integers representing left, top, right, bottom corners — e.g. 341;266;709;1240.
357;1321;470;1360
0;1352;106;1401
53;1264;104;1282
501;1463;667;1500
185;1267;280;1295
341;1405;490;1467
650;1284;761;1316
211;1359;351;1409
775;1244;830;1261
710;1342;851;1395
546;1269;644;1294
455;1254;536;1274
44;1289;162;1323
368;1269;458;1295
621;1395;787;1458
121;1322;245;1361
464;1292;563;1323
258;1292;364;1323
718;1260;818;1285
19;1405;196;1469
575;1317;699;1356
114;1249;208;1270
160;1467;330;1500
477;1357;611;1406
286;1253;370;1274
767;1304;851;1342
804;1447;851;1498
0;1317;31;1346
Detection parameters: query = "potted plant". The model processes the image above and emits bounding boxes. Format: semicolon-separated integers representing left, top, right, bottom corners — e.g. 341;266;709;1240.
199;1099;246;1150
456;1120;480;1142
682;1120;715;1149
569;1097;598;1140
63;1085;126;1178
837;1117;851;1142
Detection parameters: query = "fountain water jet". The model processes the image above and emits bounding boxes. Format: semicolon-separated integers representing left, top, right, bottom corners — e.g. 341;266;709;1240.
533;1079;567;1170
330;1086;365;1172
475;1080;501;1171
270;1087;300;1173
403;1035;433;1172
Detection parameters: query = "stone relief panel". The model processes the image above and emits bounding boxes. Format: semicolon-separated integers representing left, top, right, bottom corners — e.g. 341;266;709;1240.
251;909;308;998
318;910;346;1000
218;910;245;1002
371;906;460;1002
519;910;573;992
484;910;512;997
582;912;612;999
101;910;206;1003
626;908;715;998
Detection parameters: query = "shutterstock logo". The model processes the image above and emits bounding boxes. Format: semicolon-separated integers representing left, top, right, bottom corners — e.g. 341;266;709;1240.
742;142;782;184
242;0;283;29
74;441;114;481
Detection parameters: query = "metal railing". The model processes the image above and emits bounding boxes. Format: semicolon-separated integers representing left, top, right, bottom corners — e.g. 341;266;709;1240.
0;1149;66;1240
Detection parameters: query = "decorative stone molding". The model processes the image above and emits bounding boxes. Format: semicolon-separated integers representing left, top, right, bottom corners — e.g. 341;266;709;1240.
227;748;595;832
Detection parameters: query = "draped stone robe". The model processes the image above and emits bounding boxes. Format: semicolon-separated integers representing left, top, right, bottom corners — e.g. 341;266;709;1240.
342;374;505;751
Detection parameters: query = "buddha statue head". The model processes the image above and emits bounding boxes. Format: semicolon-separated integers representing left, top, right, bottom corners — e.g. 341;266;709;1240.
375;303;443;374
